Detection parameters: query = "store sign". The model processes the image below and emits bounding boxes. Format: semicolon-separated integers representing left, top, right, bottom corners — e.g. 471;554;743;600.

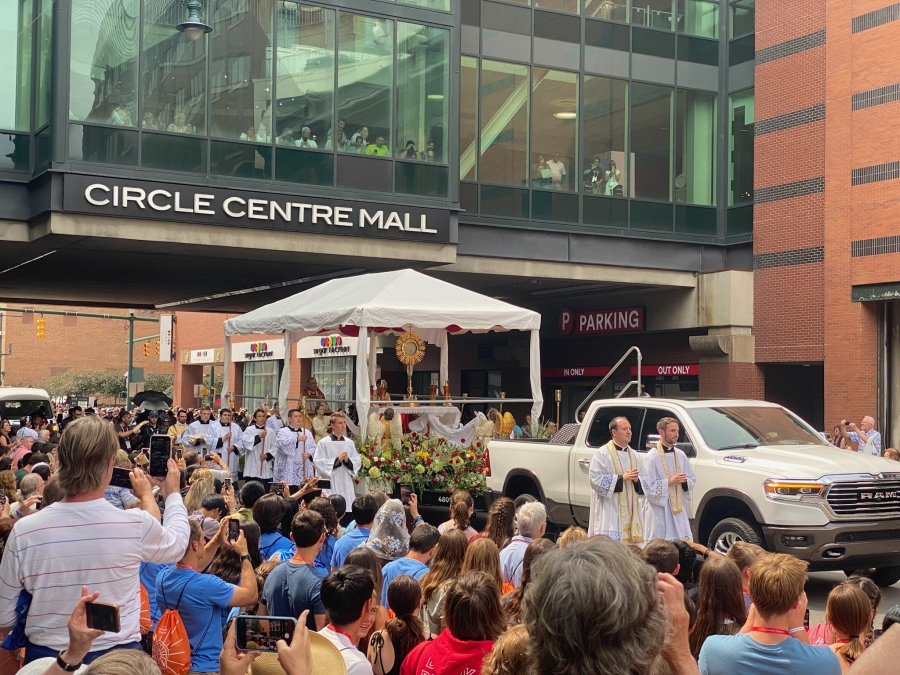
63;174;453;243
190;349;216;364
231;340;287;363
541;364;698;378
296;335;359;358
558;307;645;335
159;315;173;362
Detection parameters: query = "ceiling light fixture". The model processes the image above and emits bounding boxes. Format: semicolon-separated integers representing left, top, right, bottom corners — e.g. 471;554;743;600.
553;111;577;119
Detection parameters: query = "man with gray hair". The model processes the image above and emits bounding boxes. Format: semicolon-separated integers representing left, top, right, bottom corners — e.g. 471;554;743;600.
9;473;43;516
0;416;190;666
525;538;699;675
843;416;882;457
500;501;546;588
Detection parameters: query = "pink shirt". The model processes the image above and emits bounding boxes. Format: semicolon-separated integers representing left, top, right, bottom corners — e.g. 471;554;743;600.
808;621;835;646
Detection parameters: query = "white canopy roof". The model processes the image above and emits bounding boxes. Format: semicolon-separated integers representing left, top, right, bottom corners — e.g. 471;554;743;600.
224;268;541;335
221;269;543;440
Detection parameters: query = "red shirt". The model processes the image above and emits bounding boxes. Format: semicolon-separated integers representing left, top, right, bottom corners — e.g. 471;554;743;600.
400;629;493;675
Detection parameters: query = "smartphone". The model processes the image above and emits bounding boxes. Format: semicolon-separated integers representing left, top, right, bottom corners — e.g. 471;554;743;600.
235;616;296;653
110;467;132;488
399;484;412;506
34;497;42;511
269;483;283;496
149;435;172;477
228;518;241;542
224;477;232;491
316;478;331;491
0;487;7;506
803;608;809;630
85;602;121;633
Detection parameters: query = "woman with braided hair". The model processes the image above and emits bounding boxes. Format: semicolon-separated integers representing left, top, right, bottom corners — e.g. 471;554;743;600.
480;496;515;551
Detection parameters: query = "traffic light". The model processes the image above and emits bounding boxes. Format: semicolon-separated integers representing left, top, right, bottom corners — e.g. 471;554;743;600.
36;317;45;339
144;342;151;358
155;341;160;356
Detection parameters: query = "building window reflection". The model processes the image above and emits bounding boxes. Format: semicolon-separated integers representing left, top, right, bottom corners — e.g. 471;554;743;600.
142;0;208;135
631;82;672;201
479;59;529;186
584;0;629;22
583;75;628;196
0;0;33;132
339;14;393;158
632;0;674;30
729;88;753;205
675;89;716;205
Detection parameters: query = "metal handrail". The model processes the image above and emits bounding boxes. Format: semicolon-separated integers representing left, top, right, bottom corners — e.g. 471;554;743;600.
573;346;643;422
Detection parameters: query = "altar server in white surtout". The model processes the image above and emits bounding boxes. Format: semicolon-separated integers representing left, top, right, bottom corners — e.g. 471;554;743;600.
180;405;213;456
275;408;316;491
240;408;275;490
588;415;647;545
205;407;243;474
313;411;361;508
642;416;696;541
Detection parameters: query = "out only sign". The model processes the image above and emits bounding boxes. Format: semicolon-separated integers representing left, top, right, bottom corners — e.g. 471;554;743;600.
558;307;645;335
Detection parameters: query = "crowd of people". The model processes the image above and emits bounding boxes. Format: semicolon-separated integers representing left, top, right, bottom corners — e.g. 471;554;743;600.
0;408;900;675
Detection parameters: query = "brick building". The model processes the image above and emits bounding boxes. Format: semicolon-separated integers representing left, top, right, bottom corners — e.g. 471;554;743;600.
751;0;900;439
0;305;173;391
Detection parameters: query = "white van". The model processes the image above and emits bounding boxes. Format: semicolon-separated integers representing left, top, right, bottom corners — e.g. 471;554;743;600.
0;388;53;432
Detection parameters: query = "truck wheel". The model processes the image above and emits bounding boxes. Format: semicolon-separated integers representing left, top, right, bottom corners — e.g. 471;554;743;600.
870;566;900;588
708;517;764;555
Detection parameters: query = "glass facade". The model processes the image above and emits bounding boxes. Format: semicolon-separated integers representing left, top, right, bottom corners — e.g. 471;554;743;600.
0;0;33;133
729;88;753;206
311;357;354;410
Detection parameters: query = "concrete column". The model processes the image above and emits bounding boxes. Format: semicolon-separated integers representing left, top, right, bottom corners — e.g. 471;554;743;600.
691;328;763;400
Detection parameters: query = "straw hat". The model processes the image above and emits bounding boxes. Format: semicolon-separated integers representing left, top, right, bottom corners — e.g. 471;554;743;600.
249;632;346;675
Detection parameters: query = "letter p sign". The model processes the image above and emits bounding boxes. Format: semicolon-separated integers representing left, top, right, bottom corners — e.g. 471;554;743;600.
559;308;573;335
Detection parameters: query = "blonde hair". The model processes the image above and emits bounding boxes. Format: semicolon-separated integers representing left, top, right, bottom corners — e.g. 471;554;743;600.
184;478;216;513
0;471;16;495
482;624;529;675
725;541;764;572
55;417;118;497
558;526;587;548
84;649;160;675
114;450;132;469
884;447;900;460
190;468;214;484
748;553;808;620
826;583;871;665
461;537;503;593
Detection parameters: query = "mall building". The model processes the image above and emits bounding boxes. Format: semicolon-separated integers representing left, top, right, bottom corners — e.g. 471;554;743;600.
5;0;882;435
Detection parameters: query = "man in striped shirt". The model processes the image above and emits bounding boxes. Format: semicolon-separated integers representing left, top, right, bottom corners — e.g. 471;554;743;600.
0;416;190;667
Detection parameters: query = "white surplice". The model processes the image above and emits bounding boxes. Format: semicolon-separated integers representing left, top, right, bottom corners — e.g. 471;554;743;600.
275;426;316;486
205;420;243;474
240;423;274;480
313;436;361;507
642;446;696;541
180;419;211;455
266;414;283;433
587;441;647;544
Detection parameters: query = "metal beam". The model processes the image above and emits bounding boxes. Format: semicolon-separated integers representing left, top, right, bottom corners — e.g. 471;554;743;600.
0;307;157;322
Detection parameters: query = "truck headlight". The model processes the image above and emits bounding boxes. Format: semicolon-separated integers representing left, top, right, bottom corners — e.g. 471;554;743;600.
764;480;825;502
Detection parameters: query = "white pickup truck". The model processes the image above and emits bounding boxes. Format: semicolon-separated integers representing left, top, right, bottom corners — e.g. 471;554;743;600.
485;398;900;586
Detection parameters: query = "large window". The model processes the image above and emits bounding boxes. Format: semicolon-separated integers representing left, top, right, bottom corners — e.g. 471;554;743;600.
531;69;577;192
678;0;718;38
633;0;675;30
311;357;354;410
480;59;529;186
730;0;754;39
35;0;52;129
729;88;753;206
0;0;33;132
275;4;334;149
210;0;273;143
460;56;479;180
675;90;715;205
583;75;627;196
338;14;393;157
631;82;671;201
584;0;628;22
141;0;208;135
242;360;280;411
396;22;449;162
70;0;140;126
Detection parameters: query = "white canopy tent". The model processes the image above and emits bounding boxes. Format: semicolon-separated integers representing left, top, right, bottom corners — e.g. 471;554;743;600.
221;269;543;440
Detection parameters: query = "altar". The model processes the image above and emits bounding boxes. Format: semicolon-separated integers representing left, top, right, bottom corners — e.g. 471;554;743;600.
220;268;543;441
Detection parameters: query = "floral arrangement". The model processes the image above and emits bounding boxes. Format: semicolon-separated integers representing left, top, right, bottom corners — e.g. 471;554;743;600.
355;432;488;496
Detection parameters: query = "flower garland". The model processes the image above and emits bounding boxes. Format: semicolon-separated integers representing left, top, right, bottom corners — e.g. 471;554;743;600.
355;431;488;496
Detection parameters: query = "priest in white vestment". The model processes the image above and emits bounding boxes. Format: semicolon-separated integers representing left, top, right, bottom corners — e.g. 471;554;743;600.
204;408;243;474
313;412;361;508
275;408;316;489
588;415;647;545
180;406;213;456
642;416;696;541
240;408;275;489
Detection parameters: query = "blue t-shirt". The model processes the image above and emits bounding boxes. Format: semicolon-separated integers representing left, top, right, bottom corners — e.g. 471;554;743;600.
262;561;326;630
140;562;171;631
699;633;842;675
272;535;336;576
259;531;294;560
380;557;429;609
156;566;235;672
330;527;370;569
